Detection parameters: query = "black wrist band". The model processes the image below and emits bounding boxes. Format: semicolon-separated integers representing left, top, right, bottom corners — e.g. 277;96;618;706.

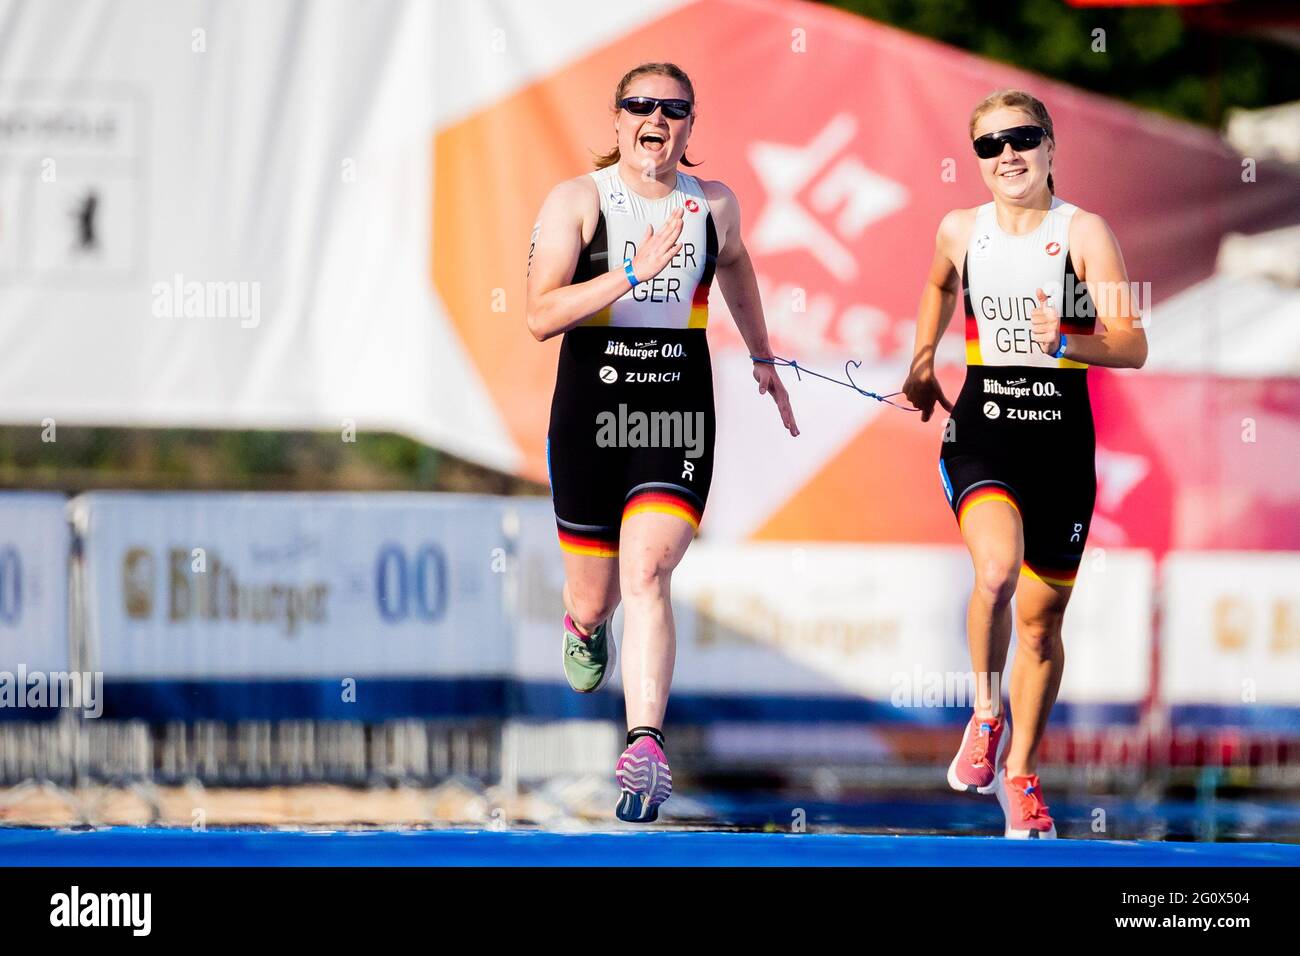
627;726;665;748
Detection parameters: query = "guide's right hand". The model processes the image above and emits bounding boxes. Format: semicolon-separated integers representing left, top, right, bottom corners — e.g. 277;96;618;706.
901;362;953;423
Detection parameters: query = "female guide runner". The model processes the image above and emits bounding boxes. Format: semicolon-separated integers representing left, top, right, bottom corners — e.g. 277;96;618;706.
902;89;1147;837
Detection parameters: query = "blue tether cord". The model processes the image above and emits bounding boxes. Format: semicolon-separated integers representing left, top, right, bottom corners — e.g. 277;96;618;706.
751;355;920;411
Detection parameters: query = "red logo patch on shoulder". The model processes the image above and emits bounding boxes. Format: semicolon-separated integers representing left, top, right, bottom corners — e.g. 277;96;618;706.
685;198;699;213
1045;241;1061;256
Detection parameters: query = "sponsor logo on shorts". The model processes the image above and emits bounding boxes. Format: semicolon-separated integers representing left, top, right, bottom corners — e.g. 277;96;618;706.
983;378;1059;399
605;340;687;360
984;379;1030;399
981;391;1064;422
599;365;618;384
1007;408;1062;421
626;371;681;384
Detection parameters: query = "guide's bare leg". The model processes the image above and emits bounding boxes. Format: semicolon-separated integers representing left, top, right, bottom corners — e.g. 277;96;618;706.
959;501;1023;719
1005;573;1071;777
617;511;694;729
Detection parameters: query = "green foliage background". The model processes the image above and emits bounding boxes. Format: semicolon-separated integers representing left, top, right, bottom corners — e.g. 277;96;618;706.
827;0;1299;125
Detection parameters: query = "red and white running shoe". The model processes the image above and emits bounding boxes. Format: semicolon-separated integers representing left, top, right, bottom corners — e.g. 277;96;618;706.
995;770;1057;839
947;713;1009;795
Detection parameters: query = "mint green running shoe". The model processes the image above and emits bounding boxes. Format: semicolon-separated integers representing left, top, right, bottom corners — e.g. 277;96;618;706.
562;612;616;693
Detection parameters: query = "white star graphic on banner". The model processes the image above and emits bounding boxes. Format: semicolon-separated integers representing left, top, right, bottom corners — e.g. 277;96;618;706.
747;114;908;282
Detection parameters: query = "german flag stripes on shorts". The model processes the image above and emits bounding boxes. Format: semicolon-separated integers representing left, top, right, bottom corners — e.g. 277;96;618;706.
555;485;704;558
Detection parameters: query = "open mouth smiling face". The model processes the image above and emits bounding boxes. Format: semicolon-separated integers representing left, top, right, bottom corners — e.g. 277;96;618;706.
616;77;693;171
637;127;669;156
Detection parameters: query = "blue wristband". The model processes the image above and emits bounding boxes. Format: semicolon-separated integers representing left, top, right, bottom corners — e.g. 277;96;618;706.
623;258;640;288
1053;333;1069;360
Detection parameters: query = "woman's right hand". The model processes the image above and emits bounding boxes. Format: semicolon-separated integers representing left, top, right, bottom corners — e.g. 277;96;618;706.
901;360;953;423
630;207;685;282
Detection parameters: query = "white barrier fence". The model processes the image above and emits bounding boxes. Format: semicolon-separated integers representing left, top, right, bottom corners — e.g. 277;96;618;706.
72;492;511;723
1161;552;1300;731
512;504;1158;719
0;492;1295;750
0;493;71;720
0;493;73;781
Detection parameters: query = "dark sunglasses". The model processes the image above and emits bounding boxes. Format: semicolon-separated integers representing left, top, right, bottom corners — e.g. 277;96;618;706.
619;96;692;120
972;125;1046;159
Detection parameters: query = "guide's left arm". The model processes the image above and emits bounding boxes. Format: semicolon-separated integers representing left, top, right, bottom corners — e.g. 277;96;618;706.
705;180;799;437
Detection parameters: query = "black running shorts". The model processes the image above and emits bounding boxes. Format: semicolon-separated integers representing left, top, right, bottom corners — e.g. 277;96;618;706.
939;366;1097;586
546;327;715;558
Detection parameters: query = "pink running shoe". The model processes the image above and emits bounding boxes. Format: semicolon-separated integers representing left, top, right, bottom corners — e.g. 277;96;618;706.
947;713;1009;795
996;770;1057;839
614;730;672;823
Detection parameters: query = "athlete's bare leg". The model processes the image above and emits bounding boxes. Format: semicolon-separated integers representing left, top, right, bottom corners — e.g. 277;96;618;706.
1004;573;1071;777
617;511;694;729
958;501;1023;720
561;552;620;634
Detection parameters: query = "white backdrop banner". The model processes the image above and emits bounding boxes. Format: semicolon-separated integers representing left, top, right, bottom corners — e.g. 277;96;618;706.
73;492;510;719
0;0;680;474
1161;552;1300;723
0;493;71;721
0;1;459;466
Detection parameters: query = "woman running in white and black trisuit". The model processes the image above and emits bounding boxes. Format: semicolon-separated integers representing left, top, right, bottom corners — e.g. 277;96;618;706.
902;89;1147;838
526;62;798;823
